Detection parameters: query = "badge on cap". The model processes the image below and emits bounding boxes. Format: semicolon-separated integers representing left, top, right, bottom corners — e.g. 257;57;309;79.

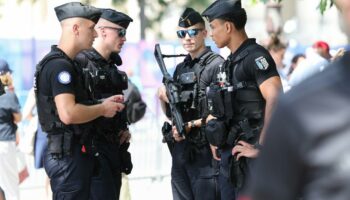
255;56;269;70
58;71;71;84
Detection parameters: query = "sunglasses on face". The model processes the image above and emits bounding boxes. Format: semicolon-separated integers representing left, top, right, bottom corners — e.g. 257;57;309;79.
99;26;127;37
176;28;203;38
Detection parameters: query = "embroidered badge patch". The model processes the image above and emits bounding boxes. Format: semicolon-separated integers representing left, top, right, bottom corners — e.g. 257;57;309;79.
255;56;269;70
58;71;71;84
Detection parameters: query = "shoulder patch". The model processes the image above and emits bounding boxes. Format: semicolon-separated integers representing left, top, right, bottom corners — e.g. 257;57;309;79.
58;71;71;84
254;56;269;70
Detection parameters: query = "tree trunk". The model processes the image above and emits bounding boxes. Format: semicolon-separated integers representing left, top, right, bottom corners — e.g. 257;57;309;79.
138;0;146;40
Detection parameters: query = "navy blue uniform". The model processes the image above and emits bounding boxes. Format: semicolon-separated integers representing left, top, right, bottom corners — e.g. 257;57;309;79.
75;48;129;200
36;46;95;200
218;39;278;200
170;48;223;200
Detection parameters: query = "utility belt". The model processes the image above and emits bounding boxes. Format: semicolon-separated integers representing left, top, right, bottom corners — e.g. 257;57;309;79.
47;129;75;159
47;125;100;159
205;118;260;189
205;118;262;149
162;121;209;163
162;121;208;146
205;118;261;189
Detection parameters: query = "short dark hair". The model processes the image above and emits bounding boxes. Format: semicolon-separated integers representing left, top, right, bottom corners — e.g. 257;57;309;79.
196;21;206;29
291;53;305;64
222;9;247;30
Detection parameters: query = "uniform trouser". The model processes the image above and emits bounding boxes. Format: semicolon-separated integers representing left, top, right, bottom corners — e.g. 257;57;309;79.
218;147;236;200
219;147;256;200
90;142;122;200
44;142;94;200
171;141;219;200
0;141;19;200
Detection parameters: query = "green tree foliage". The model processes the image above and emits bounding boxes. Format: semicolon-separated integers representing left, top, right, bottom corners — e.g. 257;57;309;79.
317;0;334;14
9;0;335;38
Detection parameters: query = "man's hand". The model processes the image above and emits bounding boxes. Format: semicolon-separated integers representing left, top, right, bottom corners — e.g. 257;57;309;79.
206;114;217;124
101;95;125;118
172;125;185;142
232;140;259;160
157;86;169;103
210;144;221;161
112;94;124;103
119;130;131;144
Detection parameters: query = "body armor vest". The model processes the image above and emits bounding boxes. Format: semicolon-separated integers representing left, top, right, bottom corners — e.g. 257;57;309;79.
34;50;93;134
229;49;265;127
226;45;265;144
34;50;69;133
76;50;129;139
178;51;220;145
206;44;265;147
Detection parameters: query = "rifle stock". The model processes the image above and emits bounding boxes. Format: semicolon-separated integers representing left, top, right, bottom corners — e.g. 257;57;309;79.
154;44;186;137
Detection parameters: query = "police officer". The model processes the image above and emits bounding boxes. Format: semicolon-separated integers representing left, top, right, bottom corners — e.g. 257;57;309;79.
158;7;224;200
249;1;350;199
34;3;125;200
201;0;282;199
74;8;133;200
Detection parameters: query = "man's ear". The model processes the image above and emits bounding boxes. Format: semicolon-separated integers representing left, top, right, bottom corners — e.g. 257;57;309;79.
101;28;107;38
224;21;232;34
73;24;79;36
202;29;208;38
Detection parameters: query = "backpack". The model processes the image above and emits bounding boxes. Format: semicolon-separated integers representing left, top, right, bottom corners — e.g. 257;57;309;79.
123;80;147;123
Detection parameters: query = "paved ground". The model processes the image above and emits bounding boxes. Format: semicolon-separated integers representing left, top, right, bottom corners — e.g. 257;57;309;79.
19;169;172;200
17;106;173;200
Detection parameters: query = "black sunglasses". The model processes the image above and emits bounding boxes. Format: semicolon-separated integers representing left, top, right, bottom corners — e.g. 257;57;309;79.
99;26;127;37
176;28;203;38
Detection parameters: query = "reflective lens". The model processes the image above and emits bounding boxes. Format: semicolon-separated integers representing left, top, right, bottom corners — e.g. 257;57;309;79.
117;29;126;37
99;26;127;37
176;29;202;38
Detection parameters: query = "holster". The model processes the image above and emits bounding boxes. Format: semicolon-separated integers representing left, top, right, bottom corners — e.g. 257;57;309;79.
161;121;174;154
229;156;247;189
47;130;73;159
120;142;133;174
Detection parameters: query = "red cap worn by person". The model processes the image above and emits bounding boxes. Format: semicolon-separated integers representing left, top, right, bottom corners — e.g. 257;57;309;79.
312;40;332;60
313;41;330;52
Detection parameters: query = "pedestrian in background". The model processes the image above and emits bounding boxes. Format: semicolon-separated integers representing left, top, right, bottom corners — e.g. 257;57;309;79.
0;59;22;200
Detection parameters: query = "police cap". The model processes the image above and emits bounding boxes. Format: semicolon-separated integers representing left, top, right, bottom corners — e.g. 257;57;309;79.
178;7;204;28
54;2;101;24
202;0;243;22
101;9;133;29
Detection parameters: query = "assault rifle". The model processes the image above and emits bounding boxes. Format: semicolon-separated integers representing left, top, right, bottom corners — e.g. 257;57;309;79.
154;44;186;137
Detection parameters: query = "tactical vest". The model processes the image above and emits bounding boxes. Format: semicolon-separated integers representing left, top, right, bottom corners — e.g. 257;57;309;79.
77;50;128;99
34;50;94;134
178;51;220;145
226;45;265;144
34;50;69;133
76;50;129;140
